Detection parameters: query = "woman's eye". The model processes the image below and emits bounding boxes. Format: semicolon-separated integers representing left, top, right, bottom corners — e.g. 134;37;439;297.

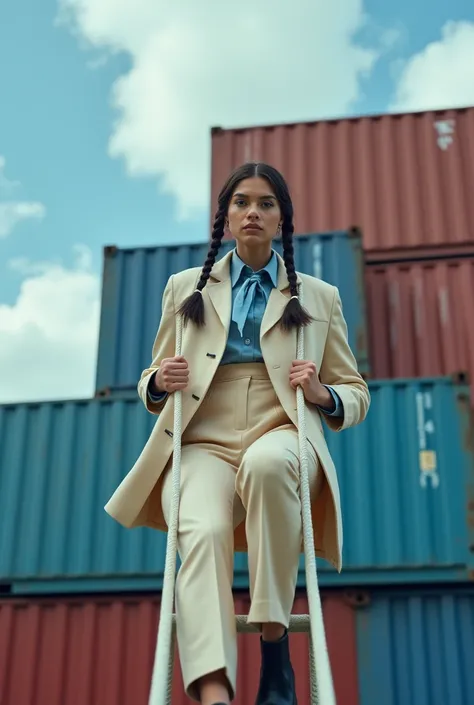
233;199;274;208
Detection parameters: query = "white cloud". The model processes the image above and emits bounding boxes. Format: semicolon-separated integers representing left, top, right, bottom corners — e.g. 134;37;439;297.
390;21;474;112
0;156;46;238
0;245;100;403
57;0;383;219
0;202;46;238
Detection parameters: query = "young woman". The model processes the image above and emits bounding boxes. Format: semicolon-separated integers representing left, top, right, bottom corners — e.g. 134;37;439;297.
105;162;370;705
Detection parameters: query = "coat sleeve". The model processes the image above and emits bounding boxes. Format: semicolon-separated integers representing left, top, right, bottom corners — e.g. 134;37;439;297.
318;286;370;432
137;275;177;415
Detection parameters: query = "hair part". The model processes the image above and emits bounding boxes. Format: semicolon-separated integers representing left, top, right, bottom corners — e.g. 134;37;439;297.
178;161;314;331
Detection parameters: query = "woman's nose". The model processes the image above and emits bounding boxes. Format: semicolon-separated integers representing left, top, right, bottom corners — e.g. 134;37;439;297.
247;205;259;218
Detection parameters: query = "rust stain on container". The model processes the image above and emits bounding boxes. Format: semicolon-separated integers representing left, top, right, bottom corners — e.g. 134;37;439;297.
0;591;359;705
211;107;474;253
365;256;474;402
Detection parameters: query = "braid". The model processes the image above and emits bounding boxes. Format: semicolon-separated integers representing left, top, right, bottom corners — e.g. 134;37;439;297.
282;221;299;296
281;222;314;331
196;207;226;291
178;206;226;327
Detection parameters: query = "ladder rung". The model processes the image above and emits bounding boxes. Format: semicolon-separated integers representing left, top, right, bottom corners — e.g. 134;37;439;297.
170;614;310;633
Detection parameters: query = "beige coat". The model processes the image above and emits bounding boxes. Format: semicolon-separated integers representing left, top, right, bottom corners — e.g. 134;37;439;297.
104;250;370;572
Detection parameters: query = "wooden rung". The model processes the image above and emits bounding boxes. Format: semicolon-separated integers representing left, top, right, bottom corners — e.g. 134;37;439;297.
235;614;311;633
170;614;310;634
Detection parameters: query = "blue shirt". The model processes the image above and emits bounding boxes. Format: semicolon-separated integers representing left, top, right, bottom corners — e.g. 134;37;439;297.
149;249;343;417
219;248;278;365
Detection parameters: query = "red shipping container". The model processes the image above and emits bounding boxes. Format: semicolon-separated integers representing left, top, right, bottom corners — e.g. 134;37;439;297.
366;256;474;397
0;590;359;705
211;107;474;255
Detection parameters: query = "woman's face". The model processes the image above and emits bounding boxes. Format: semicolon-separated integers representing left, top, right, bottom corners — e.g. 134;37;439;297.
227;176;282;247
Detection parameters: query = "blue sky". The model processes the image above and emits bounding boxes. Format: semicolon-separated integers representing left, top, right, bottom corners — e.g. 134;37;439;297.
0;0;202;303
1;0;473;402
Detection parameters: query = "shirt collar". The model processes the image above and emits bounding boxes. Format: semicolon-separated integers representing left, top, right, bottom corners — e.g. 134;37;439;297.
230;248;278;288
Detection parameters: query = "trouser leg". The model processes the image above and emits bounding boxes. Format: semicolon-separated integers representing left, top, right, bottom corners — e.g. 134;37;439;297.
161;446;238;702
235;428;322;705
235;427;322;628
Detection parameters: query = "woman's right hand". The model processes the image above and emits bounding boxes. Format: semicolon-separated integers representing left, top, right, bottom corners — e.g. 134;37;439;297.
152;356;189;394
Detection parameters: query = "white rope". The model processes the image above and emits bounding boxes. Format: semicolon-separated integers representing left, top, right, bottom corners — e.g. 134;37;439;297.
148;314;183;705
296;281;336;705
148;284;336;704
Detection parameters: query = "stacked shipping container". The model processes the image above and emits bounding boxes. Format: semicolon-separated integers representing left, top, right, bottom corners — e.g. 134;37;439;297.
0;592;360;705
1;377;473;595
95;230;369;393
210;106;474;257
2;587;474;704
366;257;474;401
2;105;474;703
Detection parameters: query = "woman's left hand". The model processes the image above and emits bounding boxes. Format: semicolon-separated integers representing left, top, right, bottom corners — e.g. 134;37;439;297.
289;360;335;410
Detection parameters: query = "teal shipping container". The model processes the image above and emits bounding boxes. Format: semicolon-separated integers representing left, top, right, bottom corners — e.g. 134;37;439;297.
95;230;369;395
354;584;474;705
0;376;473;595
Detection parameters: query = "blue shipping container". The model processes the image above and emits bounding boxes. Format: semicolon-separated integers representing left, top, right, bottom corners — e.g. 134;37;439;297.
0;376;473;595
354;585;474;705
95;230;369;394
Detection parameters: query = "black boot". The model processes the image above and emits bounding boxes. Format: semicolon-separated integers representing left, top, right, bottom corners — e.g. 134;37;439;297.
255;630;297;704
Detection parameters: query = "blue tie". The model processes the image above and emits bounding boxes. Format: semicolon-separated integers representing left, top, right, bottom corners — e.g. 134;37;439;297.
232;271;269;336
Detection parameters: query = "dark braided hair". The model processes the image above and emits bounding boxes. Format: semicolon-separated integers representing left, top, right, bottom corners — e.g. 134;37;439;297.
280;218;314;331
179;161;313;331
178;206;226;326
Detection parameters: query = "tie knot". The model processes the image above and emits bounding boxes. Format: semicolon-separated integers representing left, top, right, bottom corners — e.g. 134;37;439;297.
247;270;266;284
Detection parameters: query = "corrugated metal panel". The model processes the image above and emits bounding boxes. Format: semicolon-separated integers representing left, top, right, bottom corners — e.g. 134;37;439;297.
355;585;474;705
323;376;474;582
0;590;359;705
95;230;369;394
366;257;474;403
1;377;473;593
0;393;281;594
5;588;472;705
210;107;474;253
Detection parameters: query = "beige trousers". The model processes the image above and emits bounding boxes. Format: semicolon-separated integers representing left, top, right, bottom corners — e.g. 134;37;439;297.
161;363;322;701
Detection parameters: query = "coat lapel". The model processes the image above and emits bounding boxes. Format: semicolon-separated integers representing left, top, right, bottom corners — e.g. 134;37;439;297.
260;252;302;340
206;279;232;332
204;250;233;333
260;288;290;339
